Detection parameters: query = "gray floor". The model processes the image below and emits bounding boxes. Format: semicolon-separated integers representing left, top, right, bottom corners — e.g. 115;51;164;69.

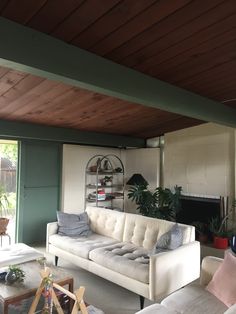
35;246;155;314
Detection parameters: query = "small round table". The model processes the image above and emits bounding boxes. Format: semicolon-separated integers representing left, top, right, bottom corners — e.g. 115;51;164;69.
0;233;11;247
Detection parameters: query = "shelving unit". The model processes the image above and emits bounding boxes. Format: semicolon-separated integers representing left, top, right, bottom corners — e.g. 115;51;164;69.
84;154;124;211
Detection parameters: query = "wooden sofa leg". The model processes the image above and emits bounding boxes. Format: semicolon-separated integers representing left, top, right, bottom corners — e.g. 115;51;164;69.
139;295;145;309
55;256;58;266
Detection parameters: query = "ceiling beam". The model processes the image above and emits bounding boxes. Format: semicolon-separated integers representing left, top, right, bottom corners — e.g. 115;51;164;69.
0;18;236;127
0;119;145;148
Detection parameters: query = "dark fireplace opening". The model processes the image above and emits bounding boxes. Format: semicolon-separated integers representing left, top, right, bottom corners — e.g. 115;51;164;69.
177;195;221;242
177;195;221;225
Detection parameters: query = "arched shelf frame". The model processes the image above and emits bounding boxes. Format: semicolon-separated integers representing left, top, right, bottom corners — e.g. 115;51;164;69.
84;154;124;211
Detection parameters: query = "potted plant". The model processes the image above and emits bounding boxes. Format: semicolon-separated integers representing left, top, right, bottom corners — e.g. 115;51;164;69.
0;185;9;235
128;184;182;221
157;185;182;221
5;265;25;284
99;176;113;186
104;176;113;186
192;221;209;244
209;216;230;249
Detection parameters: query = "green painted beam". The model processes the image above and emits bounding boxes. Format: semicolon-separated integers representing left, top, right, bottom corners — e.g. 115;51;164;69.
0;119;145;148
0;18;236;127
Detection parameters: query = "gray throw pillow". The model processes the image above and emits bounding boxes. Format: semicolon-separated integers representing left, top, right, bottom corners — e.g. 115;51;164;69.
151;223;183;255
57;211;92;237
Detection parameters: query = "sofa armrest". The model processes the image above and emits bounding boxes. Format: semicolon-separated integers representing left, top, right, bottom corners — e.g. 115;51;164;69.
200;255;223;286
149;241;200;301
46;222;58;252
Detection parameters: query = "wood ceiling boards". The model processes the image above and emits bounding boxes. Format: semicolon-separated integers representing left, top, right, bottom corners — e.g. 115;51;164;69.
0;66;201;138
0;0;235;139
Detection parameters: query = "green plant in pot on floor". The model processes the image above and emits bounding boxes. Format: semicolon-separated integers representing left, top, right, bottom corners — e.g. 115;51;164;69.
192;221;209;244
128;183;182;221
209;214;231;249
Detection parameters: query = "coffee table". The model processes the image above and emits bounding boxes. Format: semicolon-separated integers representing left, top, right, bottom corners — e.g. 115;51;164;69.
0;260;74;314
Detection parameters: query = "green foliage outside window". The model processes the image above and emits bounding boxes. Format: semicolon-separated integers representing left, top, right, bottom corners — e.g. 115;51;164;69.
1;143;18;166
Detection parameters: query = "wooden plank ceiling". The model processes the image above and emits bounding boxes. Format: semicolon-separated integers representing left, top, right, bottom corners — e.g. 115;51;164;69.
0;0;235;139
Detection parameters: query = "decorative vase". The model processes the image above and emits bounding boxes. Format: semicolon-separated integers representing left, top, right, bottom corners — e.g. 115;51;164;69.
213;236;228;249
230;235;236;253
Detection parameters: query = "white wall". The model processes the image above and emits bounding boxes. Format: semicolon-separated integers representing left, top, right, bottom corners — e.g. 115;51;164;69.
125;148;160;189
61;124;235;216
62;145;160;214
164;123;235;198
125;148;160;213
61;144;125;213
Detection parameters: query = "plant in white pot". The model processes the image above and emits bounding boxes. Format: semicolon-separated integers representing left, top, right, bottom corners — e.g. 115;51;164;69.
104;176;113;186
0;185;10;235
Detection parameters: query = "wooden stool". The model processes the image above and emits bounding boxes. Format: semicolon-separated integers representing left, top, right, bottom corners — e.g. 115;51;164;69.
0;233;11;247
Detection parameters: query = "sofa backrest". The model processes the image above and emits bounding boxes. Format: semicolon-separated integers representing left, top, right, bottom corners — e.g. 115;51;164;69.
86;206;125;241
86;206;195;249
123;213;195;250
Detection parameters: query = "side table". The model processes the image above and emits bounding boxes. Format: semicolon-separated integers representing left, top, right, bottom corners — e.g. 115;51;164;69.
0;233;11;247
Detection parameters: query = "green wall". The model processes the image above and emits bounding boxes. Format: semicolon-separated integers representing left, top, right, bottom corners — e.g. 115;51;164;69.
17;140;62;244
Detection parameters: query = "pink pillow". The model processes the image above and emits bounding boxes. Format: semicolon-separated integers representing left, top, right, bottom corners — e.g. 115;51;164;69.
206;251;236;307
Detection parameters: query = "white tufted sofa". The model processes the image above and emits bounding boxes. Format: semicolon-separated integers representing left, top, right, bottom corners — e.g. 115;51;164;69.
46;206;200;302
136;256;236;314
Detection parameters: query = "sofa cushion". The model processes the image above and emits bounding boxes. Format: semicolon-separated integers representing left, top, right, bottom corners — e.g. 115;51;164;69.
224;304;236;314
57;211;91;237
89;242;150;283
0;243;43;267
161;284;227;314
49;233;118;259
86;206;125;241
136;304;177;314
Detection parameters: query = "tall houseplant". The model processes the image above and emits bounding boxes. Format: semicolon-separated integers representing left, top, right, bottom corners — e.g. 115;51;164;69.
128;184;182;221
0;186;9;234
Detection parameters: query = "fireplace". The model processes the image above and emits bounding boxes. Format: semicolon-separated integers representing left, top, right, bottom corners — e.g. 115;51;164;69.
177;194;221;225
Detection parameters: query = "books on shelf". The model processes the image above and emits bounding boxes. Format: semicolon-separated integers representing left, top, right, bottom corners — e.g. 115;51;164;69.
88;189;106;201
